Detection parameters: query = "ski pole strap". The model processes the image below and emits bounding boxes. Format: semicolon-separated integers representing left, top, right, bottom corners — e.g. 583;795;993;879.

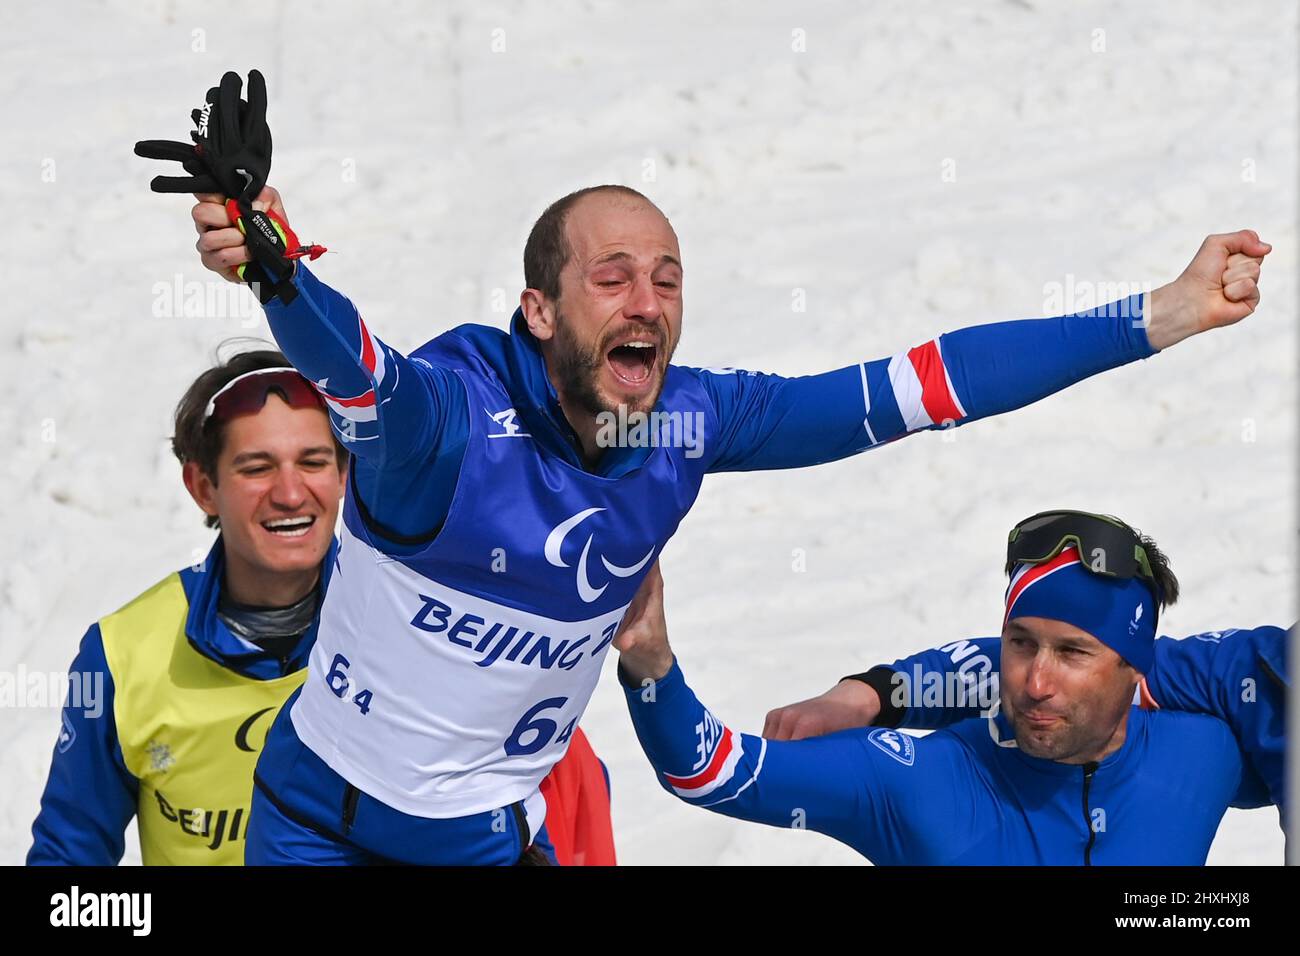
225;198;327;306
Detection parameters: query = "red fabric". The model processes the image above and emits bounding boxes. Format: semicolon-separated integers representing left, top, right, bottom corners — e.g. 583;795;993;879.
538;728;617;866
907;340;964;425
223;198;326;260
664;726;733;789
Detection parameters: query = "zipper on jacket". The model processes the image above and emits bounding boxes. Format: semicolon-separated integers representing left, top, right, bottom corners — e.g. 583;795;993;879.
510;800;530;858
341;784;360;836
1081;761;1099;865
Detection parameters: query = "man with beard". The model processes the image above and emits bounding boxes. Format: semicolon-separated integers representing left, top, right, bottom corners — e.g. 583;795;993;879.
616;515;1250;864
140;72;1270;864
762;522;1289;833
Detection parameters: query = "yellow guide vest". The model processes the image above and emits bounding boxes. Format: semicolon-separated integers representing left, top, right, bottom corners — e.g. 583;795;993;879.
98;573;305;865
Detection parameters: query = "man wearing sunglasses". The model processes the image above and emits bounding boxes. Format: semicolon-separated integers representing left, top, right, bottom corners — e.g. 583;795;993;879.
764;513;1290;835
27;352;347;864
616;513;1265;864
138;71;1272;864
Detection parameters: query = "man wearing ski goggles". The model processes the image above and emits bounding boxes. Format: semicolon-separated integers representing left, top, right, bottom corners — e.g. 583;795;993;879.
614;510;1283;863
991;510;1166;764
765;510;1289;835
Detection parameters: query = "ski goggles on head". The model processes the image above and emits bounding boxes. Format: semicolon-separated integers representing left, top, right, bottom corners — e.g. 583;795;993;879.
1005;510;1158;590
202;367;325;426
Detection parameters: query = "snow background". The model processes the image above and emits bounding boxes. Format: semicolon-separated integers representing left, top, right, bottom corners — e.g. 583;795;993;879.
0;0;1293;864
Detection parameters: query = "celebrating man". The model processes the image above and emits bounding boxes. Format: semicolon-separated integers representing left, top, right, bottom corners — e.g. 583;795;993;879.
137;71;1271;864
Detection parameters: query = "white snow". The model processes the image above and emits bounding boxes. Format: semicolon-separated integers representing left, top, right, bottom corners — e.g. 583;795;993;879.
0;0;1292;865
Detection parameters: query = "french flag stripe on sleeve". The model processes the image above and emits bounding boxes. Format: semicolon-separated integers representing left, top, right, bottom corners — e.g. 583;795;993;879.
887;353;934;432
905;338;966;427
321;390;377;419
357;315;388;387
314;314;388;424
663;728;743;800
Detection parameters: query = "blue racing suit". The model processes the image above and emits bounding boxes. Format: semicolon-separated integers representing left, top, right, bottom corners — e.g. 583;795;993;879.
623;658;1245;864
247;259;1163;863
865;625;1290;824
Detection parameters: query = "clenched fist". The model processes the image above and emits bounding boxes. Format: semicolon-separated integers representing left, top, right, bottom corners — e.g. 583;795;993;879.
192;185;289;283
1146;230;1272;350
613;563;674;685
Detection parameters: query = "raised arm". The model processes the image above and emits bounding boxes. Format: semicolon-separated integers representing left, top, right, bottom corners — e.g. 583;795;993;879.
138;72;467;539
192;190;470;540
697;232;1270;472
191;190;456;465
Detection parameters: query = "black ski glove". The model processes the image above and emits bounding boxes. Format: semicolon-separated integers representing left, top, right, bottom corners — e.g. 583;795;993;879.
135;70;324;305
135;70;270;200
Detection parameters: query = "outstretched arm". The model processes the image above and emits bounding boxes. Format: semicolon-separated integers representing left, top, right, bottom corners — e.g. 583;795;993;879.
763;636;1001;740
699;232;1270;472
621;656;871;847
615;566;954;863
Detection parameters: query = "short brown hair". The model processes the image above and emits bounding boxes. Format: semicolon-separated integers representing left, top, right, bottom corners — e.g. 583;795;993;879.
171;347;347;529
523;184;657;302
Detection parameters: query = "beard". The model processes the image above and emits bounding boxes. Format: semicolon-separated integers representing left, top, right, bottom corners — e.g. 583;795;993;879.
1005;689;1130;763
1010;710;1088;761
550;309;674;417
550;314;613;417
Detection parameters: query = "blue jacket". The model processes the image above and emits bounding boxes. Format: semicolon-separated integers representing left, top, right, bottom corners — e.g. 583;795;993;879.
624;658;1244;864
26;536;335;865
873;625;1290;822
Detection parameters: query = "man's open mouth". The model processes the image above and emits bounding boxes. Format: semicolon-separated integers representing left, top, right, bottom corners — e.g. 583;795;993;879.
261;516;316;538
605;339;658;388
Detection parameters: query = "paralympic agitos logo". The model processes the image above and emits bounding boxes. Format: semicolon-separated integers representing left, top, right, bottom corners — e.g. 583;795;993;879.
234;706;276;753
545;507;655;603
